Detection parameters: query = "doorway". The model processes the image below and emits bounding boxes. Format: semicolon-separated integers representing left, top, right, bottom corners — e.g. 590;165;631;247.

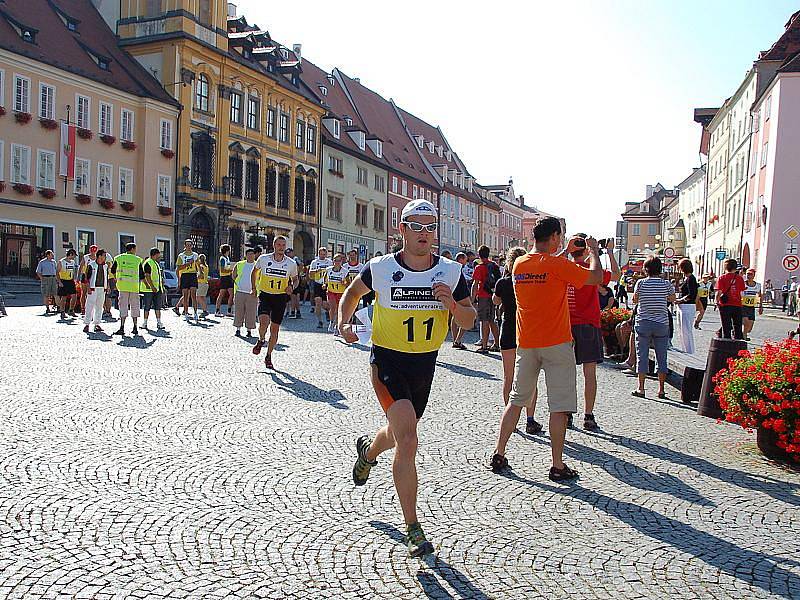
2;235;34;277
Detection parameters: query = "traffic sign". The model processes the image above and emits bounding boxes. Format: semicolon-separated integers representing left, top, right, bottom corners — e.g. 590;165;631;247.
715;249;727;261
663;247;675;259
783;254;800;272
783;225;799;240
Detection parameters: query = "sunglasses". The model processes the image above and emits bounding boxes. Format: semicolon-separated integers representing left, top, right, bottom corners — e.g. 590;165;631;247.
401;221;438;232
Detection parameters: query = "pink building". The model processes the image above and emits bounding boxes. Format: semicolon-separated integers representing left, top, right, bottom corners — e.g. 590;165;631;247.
743;12;800;286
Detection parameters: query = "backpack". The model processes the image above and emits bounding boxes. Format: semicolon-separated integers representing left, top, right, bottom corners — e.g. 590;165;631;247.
483;261;501;295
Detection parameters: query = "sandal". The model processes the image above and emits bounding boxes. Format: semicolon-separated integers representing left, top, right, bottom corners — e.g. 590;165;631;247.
657;392;667;399
631;390;646;398
548;464;578;482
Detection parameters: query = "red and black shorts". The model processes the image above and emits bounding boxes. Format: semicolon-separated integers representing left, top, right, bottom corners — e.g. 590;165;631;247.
258;292;289;324
370;345;437;419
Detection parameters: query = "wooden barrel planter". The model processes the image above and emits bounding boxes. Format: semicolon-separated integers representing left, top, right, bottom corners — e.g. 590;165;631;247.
756;427;798;467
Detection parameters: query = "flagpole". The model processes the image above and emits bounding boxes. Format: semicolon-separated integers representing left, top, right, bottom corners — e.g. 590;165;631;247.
63;104;71;198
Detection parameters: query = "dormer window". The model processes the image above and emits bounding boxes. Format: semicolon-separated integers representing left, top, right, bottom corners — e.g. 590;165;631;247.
427;141;435;153
67;21;77;31
416;135;424;149
437;146;443;157
323;116;340;139
348;130;366;150
22;27;36;43
327;75;335;86
319;86;328;96
345;117;353;126
446;150;452;161
98;57;110;71
367;138;383;159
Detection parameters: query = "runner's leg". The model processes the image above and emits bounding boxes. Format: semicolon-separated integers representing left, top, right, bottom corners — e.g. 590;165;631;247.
582;362;597;415
385;399;419;526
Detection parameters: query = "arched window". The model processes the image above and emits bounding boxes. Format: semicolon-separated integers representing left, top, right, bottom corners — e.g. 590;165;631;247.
195;74;209;112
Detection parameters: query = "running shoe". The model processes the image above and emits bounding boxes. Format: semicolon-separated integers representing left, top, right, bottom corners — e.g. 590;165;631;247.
525;419;543;435
488;453;509;473
132;327;138;335
235;329;241;337
265;355;274;369
405;522;434;558
173;307;180;316
253;340;264;355
583;414;599;431
83;325;89;333
94;326;103;333
352;435;377;486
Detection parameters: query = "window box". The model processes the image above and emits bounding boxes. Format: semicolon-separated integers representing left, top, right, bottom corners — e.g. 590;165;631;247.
39;188;56;199
160;148;175;159
13;183;33;195
76;193;91;205
14;112;32;124
39;118;58;130
121;140;137;151
0;106;6;117
158;206;173;216
100;134;116;145
99;198;114;209
120;201;135;212
77;128;93;140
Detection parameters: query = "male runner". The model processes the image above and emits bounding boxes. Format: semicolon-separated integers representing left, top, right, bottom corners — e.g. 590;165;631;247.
742;269;763;340
694;274;712;329
286;248;304;319
339;199;476;557
344;248;365;308
308;247;332;328
251;236;298;369
324;254;348;333
56;248;80;319
175;239;199;321
215;244;234;317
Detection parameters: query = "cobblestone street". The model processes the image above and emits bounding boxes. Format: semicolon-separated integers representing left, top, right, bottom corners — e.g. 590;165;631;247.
0;305;799;599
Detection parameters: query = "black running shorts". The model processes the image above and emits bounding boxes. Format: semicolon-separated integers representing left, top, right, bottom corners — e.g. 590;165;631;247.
312;282;326;299
258;292;289;324
180;273;198;290
370;345;437;419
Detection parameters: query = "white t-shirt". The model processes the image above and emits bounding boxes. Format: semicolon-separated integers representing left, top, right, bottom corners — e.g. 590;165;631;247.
236;261;256;294
254;253;298;294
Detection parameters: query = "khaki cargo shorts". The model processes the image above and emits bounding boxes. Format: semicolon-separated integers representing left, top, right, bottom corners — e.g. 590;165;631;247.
509;342;578;413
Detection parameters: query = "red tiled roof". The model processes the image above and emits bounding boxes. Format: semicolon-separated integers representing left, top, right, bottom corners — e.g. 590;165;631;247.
760;10;800;61
0;0;178;106
335;70;440;189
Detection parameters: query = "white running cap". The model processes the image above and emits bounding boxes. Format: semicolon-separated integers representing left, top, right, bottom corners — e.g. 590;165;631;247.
401;200;437;221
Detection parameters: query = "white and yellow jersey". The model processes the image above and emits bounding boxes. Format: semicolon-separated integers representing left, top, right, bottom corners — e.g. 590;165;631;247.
344;261;364;284
254;253;298;294
176;251;199;273
309;257;332;282
364;253;467;354
742;281;761;307
325;266;349;294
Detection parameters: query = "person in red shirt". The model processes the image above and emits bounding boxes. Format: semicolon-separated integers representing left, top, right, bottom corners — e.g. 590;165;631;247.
715;258;746;340
567;234;620;430
472;245;501;353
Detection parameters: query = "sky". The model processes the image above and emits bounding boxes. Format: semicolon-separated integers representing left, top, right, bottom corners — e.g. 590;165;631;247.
239;0;797;238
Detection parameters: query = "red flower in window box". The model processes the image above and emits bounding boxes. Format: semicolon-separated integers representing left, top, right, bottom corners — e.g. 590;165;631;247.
12;183;33;195
99;198;115;209
100;134;116;145
39;188;56;199
75;193;91;205
39;118;58;130
0;106;6;117
77;128;93;140
158;206;173;216
161;148;175;159
14;112;32;124
121;201;135;212
121;140;137;151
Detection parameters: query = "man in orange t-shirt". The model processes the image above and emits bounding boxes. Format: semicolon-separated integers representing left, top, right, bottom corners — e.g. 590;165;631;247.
489;217;603;482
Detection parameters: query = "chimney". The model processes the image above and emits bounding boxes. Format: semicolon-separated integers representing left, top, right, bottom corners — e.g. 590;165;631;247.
227;3;237;18
646;184;654;199
354;77;361;83
292;44;302;64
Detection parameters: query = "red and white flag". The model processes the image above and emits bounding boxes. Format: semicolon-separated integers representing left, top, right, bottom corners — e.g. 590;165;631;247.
59;121;76;179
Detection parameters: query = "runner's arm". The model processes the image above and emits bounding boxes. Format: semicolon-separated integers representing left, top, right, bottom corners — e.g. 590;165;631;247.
338;278;369;328
250;264;259;296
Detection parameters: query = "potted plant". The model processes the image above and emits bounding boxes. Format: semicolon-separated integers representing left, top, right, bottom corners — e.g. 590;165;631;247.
100;134;116;145
99;198;114;209
599;307;632;356
714;338;800;465
121;140;137;151
39;188;56;199
76;193;91;205
121;201;135;212
12;183;33;195
160;148;175;158
77;128;93;140
39;118;58;130
158;206;173;216
14;112;32;124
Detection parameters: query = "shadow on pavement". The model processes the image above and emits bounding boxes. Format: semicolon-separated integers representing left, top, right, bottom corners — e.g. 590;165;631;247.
268;371;348;410
369;521;491;600
584;430;800;507
496;471;800;598
117;336;157;349
436;362;499;380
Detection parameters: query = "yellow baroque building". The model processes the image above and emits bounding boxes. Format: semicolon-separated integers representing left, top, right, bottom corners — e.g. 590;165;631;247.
113;0;324;264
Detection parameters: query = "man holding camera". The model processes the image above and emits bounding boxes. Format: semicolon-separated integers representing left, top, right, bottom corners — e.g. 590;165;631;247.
567;234;620;430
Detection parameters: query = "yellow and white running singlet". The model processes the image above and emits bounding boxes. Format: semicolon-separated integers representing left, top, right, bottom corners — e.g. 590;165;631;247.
362;253;466;353
309;257;332;283
325;266;349;294
254;252;298;294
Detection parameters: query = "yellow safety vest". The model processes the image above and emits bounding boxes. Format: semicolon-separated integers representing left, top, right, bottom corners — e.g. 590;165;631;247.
141;257;163;292
115;253;142;293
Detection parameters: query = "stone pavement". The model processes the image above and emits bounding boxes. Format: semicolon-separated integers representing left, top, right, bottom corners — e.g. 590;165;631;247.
0;304;799;599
